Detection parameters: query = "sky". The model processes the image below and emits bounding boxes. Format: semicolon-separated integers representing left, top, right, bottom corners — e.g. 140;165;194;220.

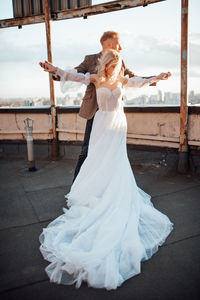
0;0;200;99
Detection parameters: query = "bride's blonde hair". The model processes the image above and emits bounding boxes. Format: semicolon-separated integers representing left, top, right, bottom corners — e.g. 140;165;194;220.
97;49;123;83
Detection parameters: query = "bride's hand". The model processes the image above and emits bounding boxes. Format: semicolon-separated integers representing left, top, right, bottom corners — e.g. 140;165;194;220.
157;72;172;80
39;60;57;74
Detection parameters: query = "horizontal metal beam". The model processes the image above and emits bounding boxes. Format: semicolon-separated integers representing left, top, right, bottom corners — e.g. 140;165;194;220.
0;14;45;28
0;0;166;29
54;0;166;21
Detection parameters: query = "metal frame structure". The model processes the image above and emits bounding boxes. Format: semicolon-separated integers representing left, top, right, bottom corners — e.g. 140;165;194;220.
44;0;58;157
178;0;189;172
0;0;166;28
0;0;189;172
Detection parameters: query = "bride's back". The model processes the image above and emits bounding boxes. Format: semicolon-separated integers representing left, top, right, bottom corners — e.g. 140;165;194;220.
96;85;123;112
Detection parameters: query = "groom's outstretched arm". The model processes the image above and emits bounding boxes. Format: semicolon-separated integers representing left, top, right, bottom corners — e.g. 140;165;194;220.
74;56;88;74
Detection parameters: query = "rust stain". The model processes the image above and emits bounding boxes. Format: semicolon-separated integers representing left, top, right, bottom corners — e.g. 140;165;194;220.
179;0;189;153
44;0;57;143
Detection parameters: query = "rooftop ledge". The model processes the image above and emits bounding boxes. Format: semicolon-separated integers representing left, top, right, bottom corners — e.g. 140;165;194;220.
0;105;200;152
0;105;200;114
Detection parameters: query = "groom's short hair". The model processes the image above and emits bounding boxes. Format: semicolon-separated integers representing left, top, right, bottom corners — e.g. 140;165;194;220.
100;31;119;44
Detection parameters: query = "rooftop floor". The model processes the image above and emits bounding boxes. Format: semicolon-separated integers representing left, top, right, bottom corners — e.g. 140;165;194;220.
0;157;200;300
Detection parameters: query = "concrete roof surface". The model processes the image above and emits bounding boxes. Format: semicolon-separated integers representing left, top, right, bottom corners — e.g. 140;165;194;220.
0;158;200;300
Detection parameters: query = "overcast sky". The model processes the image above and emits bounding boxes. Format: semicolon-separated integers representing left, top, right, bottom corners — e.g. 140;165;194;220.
0;0;199;99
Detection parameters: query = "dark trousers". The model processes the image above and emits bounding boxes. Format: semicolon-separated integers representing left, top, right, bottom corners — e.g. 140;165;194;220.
72;116;94;182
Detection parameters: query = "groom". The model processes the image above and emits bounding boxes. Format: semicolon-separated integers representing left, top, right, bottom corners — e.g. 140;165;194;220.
52;31;155;181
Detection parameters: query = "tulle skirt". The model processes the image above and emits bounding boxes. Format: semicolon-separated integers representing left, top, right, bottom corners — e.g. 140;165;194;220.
39;109;173;290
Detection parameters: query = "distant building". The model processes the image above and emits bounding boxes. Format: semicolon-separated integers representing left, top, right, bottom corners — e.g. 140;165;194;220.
24;99;34;106
188;91;200;105
157;90;164;103
164;92;180;105
149;94;158;104
0;91;199;107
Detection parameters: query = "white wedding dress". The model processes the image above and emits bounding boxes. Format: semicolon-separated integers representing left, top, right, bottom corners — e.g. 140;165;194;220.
39;69;173;290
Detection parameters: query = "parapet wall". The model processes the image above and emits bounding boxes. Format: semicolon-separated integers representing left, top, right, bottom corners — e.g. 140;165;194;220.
0;106;200;149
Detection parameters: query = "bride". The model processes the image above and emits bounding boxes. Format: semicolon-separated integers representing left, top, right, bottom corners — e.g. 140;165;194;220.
39;49;173;290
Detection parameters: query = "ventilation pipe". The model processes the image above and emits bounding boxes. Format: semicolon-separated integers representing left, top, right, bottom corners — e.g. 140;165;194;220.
24;117;36;171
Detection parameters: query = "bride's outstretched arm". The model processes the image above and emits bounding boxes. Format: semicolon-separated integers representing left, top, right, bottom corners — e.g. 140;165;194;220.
124;72;171;88
39;61;90;85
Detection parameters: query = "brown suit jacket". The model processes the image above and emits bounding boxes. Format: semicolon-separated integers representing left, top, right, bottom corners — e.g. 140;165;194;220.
53;52;135;120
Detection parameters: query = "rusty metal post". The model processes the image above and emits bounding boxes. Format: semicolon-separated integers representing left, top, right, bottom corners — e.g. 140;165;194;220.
178;0;189;173
44;0;59;158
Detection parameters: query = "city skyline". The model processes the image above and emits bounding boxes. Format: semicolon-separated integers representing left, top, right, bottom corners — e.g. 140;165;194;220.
0;0;200;98
1;89;199;107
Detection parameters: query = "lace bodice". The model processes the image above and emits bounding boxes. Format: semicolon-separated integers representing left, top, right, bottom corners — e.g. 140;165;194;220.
55;68;159;112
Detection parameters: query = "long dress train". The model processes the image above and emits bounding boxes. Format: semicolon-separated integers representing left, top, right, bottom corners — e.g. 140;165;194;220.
39;69;174;290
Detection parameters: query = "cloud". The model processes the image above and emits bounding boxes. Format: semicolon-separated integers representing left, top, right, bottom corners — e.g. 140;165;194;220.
120;33;200;75
0;26;199;97
190;33;200;44
1;26;199;72
120;34;180;74
172;69;200;78
189;69;200;78
0;27;99;67
0;28;46;63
